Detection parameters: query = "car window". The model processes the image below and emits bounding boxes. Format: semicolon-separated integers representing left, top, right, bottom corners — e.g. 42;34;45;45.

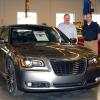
11;26;70;44
55;27;71;42
0;27;9;42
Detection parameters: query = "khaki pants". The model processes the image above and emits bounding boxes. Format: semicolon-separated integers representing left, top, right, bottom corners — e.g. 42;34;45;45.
84;40;98;54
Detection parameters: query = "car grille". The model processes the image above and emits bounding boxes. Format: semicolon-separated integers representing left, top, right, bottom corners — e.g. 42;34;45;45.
53;82;82;87
50;58;86;76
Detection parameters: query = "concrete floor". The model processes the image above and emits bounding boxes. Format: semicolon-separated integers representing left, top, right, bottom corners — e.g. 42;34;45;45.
0;76;100;100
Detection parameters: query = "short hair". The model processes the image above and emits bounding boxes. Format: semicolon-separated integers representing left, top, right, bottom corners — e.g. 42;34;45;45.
64;14;70;17
86;13;92;15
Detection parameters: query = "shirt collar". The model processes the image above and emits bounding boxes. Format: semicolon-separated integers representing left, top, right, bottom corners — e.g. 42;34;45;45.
87;21;92;25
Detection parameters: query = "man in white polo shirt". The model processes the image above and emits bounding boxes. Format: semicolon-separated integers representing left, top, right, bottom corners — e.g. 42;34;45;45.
57;14;77;43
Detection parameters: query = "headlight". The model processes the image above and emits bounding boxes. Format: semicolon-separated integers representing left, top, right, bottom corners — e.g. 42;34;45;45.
20;58;45;68
88;58;97;64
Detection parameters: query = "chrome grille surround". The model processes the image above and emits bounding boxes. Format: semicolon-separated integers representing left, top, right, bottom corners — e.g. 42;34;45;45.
50;58;87;76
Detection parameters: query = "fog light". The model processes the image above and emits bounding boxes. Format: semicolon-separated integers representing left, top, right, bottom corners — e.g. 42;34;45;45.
27;82;32;87
95;77;100;81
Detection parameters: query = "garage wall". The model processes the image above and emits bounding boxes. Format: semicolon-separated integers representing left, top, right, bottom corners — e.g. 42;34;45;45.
0;0;100;26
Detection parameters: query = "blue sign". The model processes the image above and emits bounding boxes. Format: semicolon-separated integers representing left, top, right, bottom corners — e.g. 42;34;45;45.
83;0;91;15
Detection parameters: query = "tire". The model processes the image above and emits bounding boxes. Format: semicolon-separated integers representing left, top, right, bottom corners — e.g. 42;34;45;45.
5;58;23;96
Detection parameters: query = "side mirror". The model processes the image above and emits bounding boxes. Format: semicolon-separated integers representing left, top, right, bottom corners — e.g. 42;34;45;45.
70;38;77;44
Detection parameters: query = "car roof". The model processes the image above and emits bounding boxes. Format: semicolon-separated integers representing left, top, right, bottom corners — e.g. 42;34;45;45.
9;24;52;28
0;24;53;29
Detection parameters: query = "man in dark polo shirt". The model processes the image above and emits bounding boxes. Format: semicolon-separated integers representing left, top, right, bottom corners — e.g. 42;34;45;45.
83;13;100;54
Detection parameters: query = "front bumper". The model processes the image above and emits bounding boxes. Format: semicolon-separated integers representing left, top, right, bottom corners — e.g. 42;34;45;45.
15;67;100;92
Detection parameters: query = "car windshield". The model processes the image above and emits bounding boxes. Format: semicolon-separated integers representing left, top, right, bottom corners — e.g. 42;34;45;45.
11;26;70;44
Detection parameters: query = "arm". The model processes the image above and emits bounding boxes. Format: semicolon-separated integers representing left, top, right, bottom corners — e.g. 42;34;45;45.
73;25;78;43
98;33;100;40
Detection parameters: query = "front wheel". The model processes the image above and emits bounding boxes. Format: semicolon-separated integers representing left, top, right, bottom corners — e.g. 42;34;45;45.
5;58;23;96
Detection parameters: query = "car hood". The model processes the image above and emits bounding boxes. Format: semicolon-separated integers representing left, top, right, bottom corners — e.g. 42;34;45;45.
11;43;96;59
